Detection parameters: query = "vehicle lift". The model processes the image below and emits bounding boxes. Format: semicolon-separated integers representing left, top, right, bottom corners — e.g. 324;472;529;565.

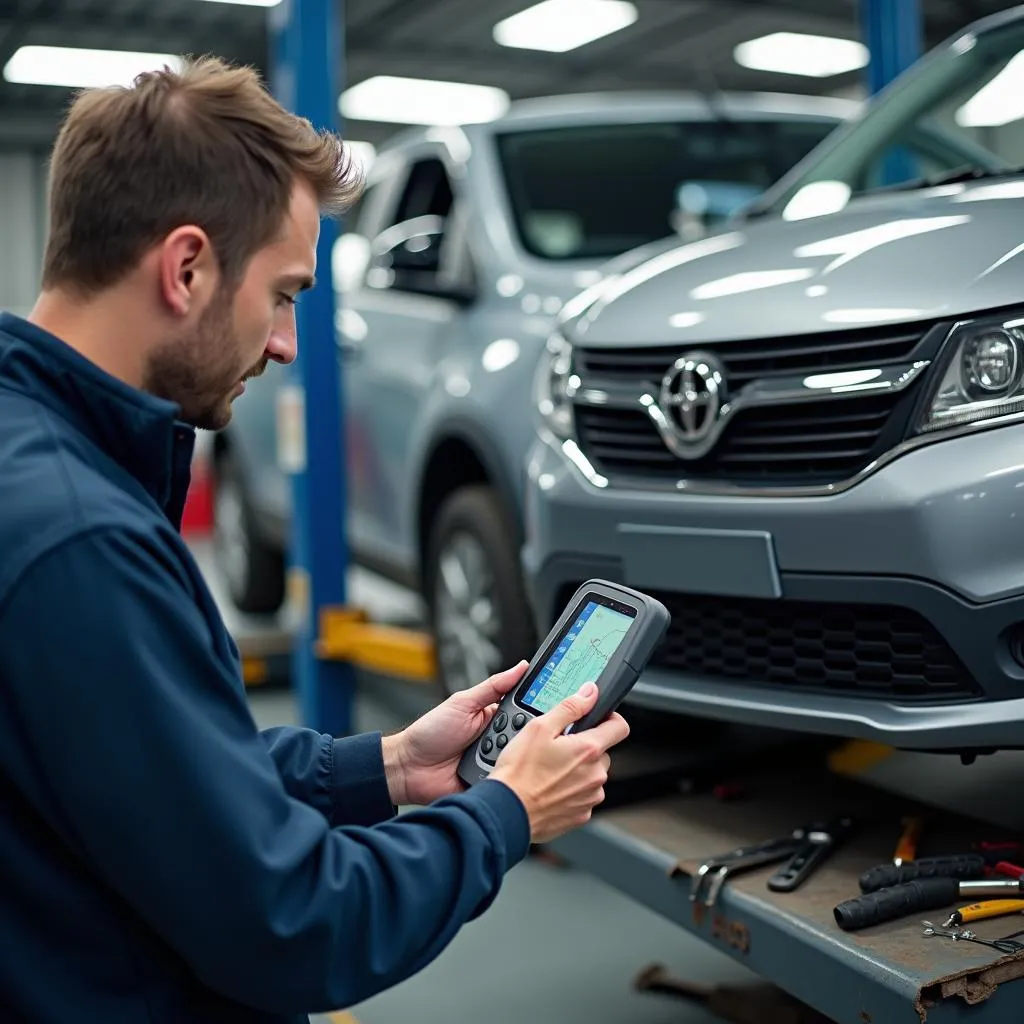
239;1;1024;1021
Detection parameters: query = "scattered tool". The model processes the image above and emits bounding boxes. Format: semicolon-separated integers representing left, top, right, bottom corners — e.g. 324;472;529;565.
922;921;1024;954
859;844;1024;893
691;817;855;906
860;854;989;893
893;816;923;866
835;878;1024;932
944;900;1024;928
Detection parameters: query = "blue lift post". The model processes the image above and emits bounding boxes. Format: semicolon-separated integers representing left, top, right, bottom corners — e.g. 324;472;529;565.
269;0;355;737
860;0;922;185
860;0;923;95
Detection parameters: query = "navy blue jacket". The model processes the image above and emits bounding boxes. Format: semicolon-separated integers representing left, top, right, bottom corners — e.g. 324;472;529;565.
0;312;530;1022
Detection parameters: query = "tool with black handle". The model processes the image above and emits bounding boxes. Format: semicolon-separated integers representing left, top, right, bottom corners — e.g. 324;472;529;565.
836;878;1024;932
859;854;988;893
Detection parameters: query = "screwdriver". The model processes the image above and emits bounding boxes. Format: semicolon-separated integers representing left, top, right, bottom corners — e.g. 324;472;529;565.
835;878;1024;932
893;816;923;867
944;899;1024;928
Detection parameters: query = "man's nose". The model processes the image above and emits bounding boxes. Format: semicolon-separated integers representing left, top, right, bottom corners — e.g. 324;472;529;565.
266;328;298;366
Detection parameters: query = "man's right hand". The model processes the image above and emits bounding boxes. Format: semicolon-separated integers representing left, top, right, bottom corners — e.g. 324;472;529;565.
488;682;630;843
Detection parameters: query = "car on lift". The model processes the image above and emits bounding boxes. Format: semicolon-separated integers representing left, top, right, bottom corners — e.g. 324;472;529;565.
213;90;854;695
522;5;1024;754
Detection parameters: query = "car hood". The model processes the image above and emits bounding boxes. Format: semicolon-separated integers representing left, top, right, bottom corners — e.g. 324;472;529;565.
567;178;1024;346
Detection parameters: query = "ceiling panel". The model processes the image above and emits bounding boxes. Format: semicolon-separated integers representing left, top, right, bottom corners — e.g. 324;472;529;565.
0;0;1019;151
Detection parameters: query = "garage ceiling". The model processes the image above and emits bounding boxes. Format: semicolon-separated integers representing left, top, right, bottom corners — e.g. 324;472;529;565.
0;0;1019;150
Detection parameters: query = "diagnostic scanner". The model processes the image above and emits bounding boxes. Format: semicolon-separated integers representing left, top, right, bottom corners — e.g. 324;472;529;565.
457;580;670;787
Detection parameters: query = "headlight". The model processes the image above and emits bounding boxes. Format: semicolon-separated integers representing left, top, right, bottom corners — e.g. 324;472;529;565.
916;315;1024;434
533;331;578;440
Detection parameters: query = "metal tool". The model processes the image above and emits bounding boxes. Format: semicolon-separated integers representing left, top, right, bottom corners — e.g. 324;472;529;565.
691;817;855;906
944;900;1024;928
836;877;1024;932
893;816;923;866
922;921;1024;954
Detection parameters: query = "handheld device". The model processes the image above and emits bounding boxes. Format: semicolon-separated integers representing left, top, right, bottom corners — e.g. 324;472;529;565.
457;580;670;787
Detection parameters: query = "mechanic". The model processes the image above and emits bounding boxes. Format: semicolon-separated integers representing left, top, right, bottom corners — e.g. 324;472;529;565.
0;56;629;1022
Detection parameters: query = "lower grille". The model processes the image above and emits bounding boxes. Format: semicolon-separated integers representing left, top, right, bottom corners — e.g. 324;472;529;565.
576;392;905;486
556;586;980;702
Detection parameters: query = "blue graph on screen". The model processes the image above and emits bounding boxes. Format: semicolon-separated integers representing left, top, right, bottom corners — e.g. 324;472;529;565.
522;601;633;713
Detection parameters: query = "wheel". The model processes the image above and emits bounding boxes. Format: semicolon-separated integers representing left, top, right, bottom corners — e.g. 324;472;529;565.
212;447;286;615
425;485;537;698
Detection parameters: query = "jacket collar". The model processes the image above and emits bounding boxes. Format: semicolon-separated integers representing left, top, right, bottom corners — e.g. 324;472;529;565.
0;312;196;527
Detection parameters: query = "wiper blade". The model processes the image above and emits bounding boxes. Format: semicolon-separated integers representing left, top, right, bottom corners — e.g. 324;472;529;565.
888;163;1022;192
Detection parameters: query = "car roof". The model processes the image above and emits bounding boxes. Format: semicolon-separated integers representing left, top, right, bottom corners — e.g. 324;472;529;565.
373;90;860;157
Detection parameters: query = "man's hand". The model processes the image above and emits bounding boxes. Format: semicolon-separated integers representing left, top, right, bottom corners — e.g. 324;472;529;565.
489;682;630;843
381;661;529;806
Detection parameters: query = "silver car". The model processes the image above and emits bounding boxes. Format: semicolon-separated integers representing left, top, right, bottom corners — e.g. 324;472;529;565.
213;90;852;695
523;5;1024;754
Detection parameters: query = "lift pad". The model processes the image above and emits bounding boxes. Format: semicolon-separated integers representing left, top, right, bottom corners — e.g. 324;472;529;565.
550;742;1024;1024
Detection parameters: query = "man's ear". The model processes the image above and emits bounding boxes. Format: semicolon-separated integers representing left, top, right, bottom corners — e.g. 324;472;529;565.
158;226;217;317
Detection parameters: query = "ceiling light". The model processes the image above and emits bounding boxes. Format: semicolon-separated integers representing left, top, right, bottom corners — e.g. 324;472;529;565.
734;32;868;78
197;0;281;5
493;0;638;53
340;75;510;126
4;45;182;89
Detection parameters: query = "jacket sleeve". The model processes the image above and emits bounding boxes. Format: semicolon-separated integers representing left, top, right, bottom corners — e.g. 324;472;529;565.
260;726;397;827
0;526;530;1014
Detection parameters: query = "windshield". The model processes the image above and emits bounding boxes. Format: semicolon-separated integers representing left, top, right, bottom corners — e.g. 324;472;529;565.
758;16;1024;219
494;118;838;260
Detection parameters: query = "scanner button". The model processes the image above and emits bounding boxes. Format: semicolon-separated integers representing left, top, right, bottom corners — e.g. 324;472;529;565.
481;737;494;755
512;713;527;731
494;712;508;732
496;733;509;750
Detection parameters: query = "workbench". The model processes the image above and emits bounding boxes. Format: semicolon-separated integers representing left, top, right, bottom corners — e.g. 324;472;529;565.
549;733;1024;1024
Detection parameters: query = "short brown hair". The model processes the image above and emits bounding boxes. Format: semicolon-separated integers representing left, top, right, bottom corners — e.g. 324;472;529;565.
41;55;362;295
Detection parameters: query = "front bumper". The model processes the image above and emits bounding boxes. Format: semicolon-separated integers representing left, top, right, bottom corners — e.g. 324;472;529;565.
522;424;1024;751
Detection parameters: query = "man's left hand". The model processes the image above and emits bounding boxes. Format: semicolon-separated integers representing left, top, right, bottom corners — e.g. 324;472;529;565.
382;661;529;806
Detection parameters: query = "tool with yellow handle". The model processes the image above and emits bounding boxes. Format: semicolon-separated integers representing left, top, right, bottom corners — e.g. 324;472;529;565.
944;899;1024;927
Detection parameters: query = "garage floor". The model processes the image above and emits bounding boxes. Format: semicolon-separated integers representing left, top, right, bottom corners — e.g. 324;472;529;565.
205;544;1024;1024
247;685;760;1024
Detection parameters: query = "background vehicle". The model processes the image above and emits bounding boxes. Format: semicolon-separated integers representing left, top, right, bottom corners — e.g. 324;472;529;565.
215;90;853;695
523;6;1024;754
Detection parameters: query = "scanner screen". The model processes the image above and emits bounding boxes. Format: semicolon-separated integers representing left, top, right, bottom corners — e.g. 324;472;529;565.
520;600;635;713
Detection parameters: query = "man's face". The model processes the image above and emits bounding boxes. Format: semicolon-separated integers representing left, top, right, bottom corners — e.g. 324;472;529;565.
145;179;320;430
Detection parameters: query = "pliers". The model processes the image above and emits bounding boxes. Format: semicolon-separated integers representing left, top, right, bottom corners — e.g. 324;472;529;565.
690;816;856;906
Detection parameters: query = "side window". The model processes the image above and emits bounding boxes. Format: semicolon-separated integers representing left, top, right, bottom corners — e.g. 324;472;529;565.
370;156;473;301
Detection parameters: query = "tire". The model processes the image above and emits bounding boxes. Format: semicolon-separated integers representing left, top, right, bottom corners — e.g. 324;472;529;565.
424;485;537;699
212;447;286;616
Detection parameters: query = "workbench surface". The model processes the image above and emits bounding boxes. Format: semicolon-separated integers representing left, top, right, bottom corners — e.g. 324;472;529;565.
550;738;1024;1024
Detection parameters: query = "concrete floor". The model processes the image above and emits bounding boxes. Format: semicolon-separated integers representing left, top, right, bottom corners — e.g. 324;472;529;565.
210;542;1024;1023
248;685;760;1024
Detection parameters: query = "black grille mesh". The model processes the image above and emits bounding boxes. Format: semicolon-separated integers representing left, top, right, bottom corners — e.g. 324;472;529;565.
557;586;980;702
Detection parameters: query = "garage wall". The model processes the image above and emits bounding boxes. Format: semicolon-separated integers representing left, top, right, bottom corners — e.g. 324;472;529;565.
0;152;47;318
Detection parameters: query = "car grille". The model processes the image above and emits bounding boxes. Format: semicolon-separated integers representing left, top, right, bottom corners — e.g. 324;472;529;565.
576;393;899;485
648;591;979;702
554;585;980;702
573;325;928;487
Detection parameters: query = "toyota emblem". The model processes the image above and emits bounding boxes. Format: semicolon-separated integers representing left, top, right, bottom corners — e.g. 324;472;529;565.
657;352;726;457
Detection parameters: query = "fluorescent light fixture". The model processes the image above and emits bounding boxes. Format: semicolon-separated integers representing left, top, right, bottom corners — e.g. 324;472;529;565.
734;32;868;78
340;75;509;126
4;45;181;89
493;0;638;53
956;51;1024;127
197;0;281;5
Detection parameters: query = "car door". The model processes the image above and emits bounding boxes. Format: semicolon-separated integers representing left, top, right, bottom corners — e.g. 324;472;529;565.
340;147;473;576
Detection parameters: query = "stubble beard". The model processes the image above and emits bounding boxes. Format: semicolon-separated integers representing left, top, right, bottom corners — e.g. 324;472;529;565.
143;293;263;432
